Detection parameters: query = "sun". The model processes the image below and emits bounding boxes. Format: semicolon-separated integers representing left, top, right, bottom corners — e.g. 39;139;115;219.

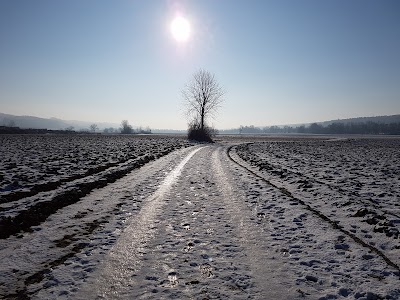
170;16;191;42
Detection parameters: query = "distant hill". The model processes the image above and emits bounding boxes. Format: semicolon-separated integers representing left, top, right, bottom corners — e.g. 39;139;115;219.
0;113;120;131
219;114;400;134
319;115;400;126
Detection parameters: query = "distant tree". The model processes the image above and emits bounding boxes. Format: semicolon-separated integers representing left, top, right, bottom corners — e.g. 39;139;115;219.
120;120;133;134
182;69;225;142
139;126;152;134
65;126;75;132
90;124;98;133
283;126;294;133
328;122;346;134
103;127;116;134
309;123;323;134
297;125;306;134
269;126;280;133
239;125;262;134
7;120;16;127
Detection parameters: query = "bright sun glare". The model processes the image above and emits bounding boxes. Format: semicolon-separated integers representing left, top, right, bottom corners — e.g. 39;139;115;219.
170;16;191;42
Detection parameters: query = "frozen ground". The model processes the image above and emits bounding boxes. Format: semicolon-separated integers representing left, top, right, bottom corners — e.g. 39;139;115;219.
0;135;190;238
0;134;190;196
0;135;399;299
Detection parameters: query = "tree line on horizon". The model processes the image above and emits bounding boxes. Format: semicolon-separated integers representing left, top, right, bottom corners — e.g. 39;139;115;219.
232;121;400;135
0;119;152;135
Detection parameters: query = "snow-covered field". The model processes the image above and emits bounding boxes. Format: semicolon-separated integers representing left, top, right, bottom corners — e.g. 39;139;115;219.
0;135;399;299
0;134;191;239
0;134;190;197
231;137;400;298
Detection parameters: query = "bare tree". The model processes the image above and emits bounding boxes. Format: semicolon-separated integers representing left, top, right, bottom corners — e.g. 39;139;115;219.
89;124;98;133
182;69;225;132
120;120;133;134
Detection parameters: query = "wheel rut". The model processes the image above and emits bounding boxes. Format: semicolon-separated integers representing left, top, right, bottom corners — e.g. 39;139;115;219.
22;142;399;299
77;145;294;299
227;145;400;275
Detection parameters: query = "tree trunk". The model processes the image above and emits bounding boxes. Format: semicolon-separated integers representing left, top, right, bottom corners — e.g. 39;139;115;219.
201;106;205;130
200;92;207;131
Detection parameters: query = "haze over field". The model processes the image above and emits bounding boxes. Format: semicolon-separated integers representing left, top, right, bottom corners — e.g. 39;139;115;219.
0;0;399;130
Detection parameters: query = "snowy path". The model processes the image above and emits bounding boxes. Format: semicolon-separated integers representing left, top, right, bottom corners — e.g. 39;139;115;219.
1;144;399;299
74;146;296;299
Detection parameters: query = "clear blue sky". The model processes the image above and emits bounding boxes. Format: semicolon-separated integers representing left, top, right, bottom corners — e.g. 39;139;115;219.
1;0;399;129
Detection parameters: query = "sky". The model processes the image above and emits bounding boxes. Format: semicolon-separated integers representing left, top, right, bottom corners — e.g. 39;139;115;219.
0;0;399;130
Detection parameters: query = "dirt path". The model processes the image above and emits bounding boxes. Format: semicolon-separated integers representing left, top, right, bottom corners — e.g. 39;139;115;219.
74;145;295;299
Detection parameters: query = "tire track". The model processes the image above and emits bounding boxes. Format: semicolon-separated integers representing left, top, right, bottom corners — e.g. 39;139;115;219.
76;145;296;299
236;142;400;220
115;145;263;299
227;144;400;275
212;147;297;299
0;146;199;299
75;147;204;299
